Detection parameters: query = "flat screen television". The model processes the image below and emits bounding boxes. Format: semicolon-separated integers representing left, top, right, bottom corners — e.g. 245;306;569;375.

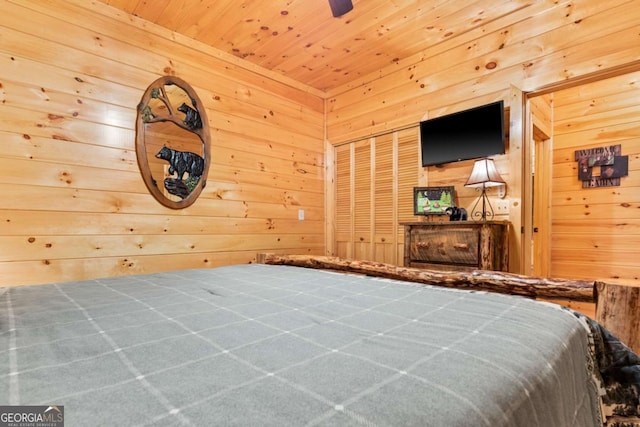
420;101;505;167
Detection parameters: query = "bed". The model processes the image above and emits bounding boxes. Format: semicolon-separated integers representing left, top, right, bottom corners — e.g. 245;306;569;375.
1;262;639;426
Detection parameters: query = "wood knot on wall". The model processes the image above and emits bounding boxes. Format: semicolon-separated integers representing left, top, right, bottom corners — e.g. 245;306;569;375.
59;171;72;185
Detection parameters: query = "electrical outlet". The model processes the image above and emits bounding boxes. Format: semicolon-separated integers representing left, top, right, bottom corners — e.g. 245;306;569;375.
298;209;305;220
495;199;510;214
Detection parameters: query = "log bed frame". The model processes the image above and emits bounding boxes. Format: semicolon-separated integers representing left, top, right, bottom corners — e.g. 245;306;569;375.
256;253;640;354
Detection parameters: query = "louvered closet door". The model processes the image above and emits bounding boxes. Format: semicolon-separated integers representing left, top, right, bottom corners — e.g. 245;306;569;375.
374;134;394;263
334;127;420;265
335;144;353;259
397;128;420;264
353;140;372;260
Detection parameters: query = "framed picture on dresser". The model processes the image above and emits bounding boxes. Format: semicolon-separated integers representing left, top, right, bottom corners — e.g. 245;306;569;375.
413;186;455;215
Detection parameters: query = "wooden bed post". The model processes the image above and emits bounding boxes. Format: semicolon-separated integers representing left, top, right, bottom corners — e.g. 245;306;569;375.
595;282;640;354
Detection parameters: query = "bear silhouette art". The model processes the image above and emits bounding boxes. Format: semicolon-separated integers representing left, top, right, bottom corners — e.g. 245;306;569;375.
177;102;202;130
156;146;204;181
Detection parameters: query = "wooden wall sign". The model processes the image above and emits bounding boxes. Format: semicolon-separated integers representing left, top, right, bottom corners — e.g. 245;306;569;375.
575;144;628;188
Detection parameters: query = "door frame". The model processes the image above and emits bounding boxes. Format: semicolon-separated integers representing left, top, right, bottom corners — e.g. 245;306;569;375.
516;62;640;276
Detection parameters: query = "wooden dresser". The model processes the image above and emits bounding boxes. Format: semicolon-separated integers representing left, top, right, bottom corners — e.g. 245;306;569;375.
403;221;509;272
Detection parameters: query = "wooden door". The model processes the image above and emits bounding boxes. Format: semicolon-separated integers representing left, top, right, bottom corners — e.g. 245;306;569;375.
532;131;552;277
529;94;553;277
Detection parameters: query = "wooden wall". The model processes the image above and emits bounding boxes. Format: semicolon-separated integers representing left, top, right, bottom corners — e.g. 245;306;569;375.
327;0;640;285
551;71;640;285
0;0;325;286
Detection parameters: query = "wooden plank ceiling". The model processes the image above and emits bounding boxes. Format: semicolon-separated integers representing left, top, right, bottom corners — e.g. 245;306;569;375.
98;0;533;93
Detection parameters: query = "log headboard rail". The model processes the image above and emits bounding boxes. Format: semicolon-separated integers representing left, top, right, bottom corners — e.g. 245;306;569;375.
256;253;595;302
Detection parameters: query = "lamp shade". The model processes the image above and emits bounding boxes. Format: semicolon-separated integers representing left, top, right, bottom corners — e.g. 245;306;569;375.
465;158;505;188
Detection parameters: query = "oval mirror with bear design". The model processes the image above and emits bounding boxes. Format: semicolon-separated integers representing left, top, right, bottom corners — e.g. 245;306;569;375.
136;76;210;209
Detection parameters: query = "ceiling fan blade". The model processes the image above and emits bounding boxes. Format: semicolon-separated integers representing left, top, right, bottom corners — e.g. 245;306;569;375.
328;0;353;17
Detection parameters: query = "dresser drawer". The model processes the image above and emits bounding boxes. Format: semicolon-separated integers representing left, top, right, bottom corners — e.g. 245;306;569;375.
403;221;509;271
409;228;479;266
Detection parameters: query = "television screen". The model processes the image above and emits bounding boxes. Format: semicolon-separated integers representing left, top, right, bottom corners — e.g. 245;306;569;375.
420;101;505;167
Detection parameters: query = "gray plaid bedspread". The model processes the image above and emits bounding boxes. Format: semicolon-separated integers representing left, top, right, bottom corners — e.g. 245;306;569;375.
0;263;632;426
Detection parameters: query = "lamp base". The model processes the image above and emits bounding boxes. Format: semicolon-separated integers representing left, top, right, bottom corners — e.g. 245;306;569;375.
469;186;495;221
